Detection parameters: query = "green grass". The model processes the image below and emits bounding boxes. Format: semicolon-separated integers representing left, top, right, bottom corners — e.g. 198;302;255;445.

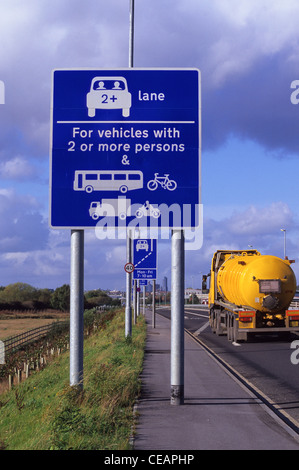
0;309;146;450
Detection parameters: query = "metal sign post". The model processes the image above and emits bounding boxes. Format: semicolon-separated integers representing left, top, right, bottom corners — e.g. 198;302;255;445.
152;279;156;329
133;279;137;324
129;0;135;69
139;279;147;315
136;280;140;317
125;232;133;337
170;229;185;405
70;229;84;389
126;0;134;337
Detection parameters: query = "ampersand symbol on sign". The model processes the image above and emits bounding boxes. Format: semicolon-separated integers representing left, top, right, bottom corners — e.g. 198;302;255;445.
121;154;130;165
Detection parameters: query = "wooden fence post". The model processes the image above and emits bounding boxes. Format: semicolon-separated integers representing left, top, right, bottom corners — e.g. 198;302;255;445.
8;374;13;390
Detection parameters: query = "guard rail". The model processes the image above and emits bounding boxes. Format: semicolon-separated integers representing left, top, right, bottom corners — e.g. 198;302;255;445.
3;320;69;358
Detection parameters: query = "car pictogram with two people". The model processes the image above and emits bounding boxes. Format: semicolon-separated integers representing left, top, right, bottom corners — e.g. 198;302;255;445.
86;76;132;118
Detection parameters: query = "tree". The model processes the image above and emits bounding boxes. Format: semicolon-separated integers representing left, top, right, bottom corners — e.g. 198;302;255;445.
36;288;52;307
0;282;38;303
85;289;103;299
50;284;70;311
84;289;118;307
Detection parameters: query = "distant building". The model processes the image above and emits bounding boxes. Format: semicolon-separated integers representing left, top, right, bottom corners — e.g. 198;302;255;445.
145;281;160;292
185;288;202;297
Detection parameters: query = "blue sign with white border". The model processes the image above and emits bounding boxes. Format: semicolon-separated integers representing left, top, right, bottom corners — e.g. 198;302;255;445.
50;68;201;229
133;239;157;280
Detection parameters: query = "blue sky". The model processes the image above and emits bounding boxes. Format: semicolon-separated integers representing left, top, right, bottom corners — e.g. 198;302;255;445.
0;0;299;291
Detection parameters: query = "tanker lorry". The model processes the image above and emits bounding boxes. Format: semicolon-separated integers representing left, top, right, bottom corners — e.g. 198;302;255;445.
209;250;299;342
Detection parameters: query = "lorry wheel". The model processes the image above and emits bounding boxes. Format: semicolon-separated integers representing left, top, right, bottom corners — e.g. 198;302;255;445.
232;318;238;343
227;314;232;341
215;310;222;335
210;309;216;333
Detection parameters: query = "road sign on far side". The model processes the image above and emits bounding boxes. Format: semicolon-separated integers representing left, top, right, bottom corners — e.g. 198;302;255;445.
133;239;157;280
50;68;201;229
124;262;135;274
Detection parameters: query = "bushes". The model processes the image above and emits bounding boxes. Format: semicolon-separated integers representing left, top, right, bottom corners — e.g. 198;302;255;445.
0;283;120;313
50;284;70;311
48;311;146;450
0;309;147;450
0;283;53;310
50;334;145;448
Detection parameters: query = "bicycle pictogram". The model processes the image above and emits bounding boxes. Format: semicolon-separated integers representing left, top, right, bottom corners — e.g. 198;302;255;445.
147;173;177;191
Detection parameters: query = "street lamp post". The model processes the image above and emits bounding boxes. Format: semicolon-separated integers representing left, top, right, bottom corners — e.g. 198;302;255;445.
281;228;286;259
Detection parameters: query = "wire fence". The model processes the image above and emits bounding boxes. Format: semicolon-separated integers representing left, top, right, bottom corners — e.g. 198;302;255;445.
3;321;69;358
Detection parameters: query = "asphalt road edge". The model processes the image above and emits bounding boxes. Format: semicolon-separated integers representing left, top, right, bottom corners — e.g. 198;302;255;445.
186;328;299;442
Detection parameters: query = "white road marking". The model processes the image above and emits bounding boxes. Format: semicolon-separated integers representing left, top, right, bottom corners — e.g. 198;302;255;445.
194;321;210;335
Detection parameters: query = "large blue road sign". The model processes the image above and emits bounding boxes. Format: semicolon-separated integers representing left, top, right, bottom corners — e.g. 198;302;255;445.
50;68;201;229
133;239;157;280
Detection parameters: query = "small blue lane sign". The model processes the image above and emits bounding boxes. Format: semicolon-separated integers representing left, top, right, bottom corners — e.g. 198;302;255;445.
50;68;201;229
133;239;157;280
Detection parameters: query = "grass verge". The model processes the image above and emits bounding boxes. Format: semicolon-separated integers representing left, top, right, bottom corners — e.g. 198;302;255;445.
0;309;146;450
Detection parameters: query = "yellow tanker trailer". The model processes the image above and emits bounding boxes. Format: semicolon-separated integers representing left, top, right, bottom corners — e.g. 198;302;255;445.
209;250;299;341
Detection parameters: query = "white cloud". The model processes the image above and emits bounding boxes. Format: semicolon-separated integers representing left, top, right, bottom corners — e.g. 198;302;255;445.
202;0;299;85
2;252;29;266
0;156;36;180
0;188;48;252
229;202;293;236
